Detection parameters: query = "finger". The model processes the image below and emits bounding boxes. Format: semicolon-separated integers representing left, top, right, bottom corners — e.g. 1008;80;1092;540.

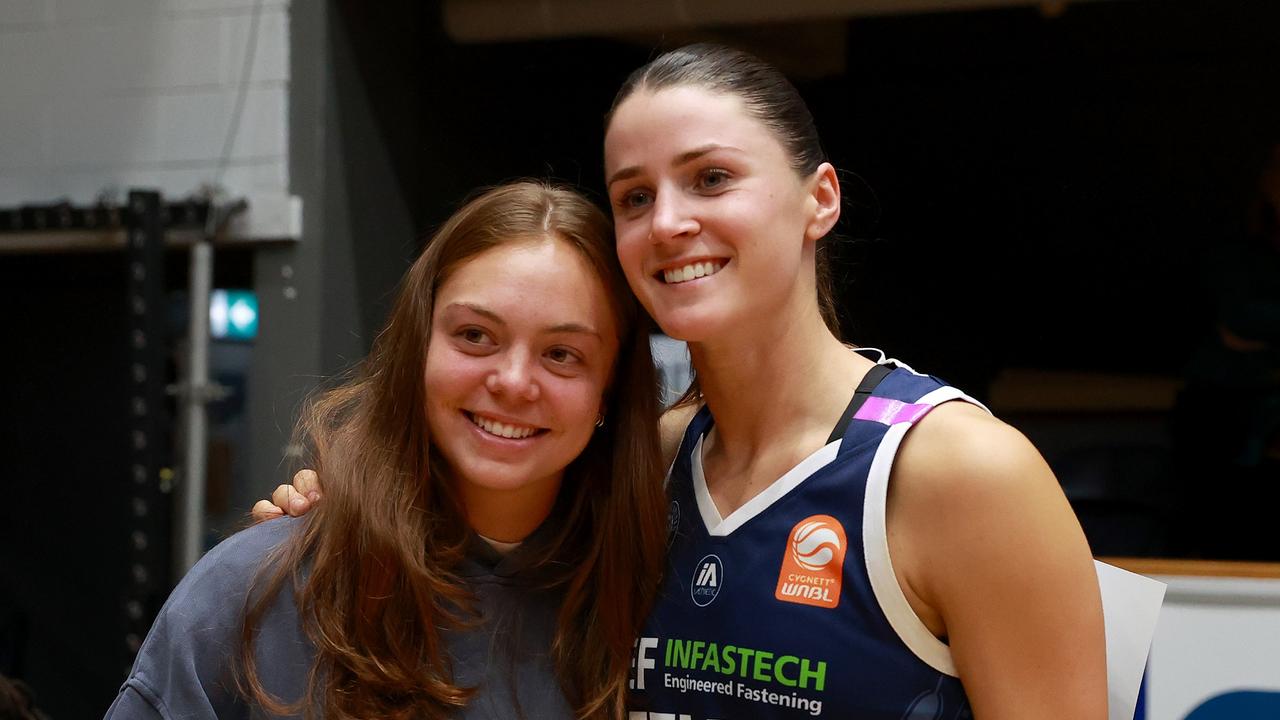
293;469;322;502
270;483;293;510
271;484;310;516
251;500;284;523
287;490;311;516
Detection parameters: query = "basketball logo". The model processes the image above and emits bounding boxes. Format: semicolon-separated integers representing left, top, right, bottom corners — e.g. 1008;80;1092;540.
775;515;847;609
790;519;843;571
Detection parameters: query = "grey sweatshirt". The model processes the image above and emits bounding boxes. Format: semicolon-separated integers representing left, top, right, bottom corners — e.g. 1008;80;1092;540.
104;517;575;719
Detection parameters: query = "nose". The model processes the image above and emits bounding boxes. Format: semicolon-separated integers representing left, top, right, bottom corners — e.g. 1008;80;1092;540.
485;349;541;402
649;186;699;242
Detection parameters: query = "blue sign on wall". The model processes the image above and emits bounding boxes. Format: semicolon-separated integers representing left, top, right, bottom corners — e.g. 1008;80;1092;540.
209;289;258;340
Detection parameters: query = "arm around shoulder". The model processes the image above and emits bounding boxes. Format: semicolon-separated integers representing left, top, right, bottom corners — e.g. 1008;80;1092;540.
659;402;700;470
889;402;1106;720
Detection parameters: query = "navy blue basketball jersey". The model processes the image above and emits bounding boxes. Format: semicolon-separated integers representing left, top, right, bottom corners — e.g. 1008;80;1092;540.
628;354;981;720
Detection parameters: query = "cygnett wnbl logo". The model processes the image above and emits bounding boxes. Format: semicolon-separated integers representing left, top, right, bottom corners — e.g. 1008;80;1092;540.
776;515;847;609
691;554;723;607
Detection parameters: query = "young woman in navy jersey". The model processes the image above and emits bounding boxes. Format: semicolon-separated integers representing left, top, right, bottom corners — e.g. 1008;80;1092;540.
604;44;1104;719
264;44;1106;719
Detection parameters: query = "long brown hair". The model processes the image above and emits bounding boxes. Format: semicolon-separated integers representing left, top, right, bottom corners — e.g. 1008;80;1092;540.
238;181;667;719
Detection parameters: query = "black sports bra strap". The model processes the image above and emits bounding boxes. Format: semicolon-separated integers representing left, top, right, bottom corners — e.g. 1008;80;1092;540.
825;363;895;445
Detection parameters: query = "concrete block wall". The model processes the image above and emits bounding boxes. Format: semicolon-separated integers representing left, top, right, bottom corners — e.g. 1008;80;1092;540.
0;0;290;210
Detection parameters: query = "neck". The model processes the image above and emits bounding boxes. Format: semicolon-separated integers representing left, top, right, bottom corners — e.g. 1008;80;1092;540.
458;475;561;544
689;301;871;462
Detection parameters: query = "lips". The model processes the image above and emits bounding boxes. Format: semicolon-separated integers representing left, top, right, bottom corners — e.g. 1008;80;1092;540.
465;411;546;440
658;259;726;284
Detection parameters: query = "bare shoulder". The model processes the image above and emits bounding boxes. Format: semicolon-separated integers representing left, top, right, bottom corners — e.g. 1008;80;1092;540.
890;399;1084;581
659;402;700;469
894;400;1052;500
889;400;1106;717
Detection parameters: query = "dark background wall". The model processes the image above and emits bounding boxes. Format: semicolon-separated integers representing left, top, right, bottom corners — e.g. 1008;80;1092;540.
339;0;1279;388
0;254;137;715
332;0;1280;560
1;0;1276;715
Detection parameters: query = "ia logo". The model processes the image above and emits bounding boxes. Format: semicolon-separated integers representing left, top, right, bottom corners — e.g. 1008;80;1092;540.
690;554;723;607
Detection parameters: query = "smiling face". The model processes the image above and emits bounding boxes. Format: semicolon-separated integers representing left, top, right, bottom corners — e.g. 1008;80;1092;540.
423;236;619;508
605;86;826;343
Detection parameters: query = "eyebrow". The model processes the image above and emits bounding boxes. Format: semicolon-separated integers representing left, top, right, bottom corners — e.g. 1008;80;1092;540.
448;302;504;326
546;322;601;339
606;143;739;188
446;302;600;339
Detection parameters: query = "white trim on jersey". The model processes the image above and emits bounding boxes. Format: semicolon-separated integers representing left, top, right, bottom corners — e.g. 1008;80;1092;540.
862;384;986;677
688;348;896;536
684;352;992;676
691;432;842;537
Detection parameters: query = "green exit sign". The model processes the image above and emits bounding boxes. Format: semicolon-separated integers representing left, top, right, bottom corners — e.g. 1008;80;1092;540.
210;290;258;340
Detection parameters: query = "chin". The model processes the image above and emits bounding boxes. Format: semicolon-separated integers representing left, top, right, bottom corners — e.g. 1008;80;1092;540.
649;307;734;345
475;481;539;494
460;466;548;494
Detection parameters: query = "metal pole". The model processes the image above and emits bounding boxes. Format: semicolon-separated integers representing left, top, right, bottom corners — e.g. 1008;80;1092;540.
124;190;170;670
178;239;213;575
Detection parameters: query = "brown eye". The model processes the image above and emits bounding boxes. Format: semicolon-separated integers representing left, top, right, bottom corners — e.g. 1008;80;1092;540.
620;189;652;210
546;347;581;365
697;169;730;190
458;327;492;345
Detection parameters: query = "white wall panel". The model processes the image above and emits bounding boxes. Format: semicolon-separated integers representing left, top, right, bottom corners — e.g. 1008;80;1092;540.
0;1;290;206
174;0;288;13
0;30;55;96
0;173;53;202
156;91;234;161
229;86;286;158
0;104;49;168
0;0;49;26
223;8;287;83
52;0;168;23
129;17;227;90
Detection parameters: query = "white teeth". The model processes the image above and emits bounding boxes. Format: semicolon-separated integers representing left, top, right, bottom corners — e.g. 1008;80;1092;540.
663;261;723;284
469;413;537;439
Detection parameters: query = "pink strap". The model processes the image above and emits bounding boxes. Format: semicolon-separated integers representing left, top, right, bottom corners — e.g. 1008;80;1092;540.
852;397;934;425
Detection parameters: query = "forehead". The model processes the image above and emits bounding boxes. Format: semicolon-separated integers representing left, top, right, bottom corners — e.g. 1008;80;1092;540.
436;237;616;328
605;86;785;170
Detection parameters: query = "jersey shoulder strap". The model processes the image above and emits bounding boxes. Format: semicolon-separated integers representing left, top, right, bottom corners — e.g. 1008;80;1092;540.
825;362;896;444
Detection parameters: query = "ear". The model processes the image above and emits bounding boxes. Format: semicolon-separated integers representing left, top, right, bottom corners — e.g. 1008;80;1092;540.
804;162;841;242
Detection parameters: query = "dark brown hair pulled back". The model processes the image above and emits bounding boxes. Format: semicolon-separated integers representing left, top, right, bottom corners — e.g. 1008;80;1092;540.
608;43;841;334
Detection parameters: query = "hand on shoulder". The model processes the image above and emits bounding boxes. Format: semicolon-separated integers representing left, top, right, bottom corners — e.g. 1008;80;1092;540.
251;469;323;522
